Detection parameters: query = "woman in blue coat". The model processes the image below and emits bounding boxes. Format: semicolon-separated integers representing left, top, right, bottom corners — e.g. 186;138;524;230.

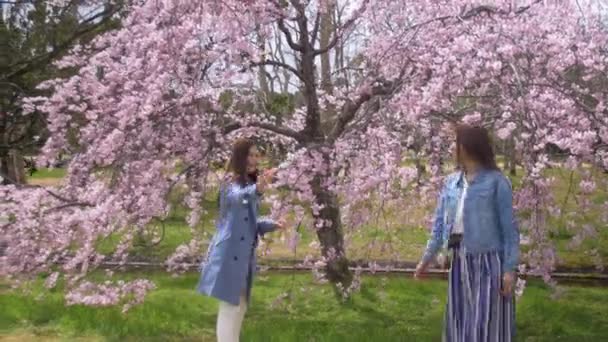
197;138;285;342
415;125;519;342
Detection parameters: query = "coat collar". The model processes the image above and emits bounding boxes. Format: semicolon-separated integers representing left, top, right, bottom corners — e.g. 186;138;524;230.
455;167;492;187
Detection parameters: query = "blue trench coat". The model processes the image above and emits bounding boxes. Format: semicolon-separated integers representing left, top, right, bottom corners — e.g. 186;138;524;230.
197;181;277;305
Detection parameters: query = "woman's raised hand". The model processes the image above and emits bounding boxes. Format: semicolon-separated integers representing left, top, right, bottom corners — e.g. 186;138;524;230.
258;168;277;192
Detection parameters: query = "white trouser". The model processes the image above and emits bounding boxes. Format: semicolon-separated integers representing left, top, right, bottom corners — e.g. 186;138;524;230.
217;294;248;342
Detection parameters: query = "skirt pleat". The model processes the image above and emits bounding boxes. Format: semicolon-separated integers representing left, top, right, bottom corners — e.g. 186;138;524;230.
443;244;515;342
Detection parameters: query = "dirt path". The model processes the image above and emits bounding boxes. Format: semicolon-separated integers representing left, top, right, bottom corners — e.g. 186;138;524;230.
27;178;62;186
0;333;102;342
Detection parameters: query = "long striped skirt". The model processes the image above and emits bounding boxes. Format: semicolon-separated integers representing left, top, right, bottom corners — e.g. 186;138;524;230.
443;244;515;342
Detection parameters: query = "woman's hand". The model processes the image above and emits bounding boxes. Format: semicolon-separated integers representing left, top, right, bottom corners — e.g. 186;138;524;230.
501;272;515;297
258;168;277;192
414;261;430;279
275;217;287;231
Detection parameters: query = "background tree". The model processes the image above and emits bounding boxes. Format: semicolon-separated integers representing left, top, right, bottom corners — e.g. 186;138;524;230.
0;0;121;184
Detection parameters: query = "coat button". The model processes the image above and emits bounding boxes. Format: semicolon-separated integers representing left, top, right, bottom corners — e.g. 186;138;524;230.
234;256;238;261
241;236;245;241
244;217;248;221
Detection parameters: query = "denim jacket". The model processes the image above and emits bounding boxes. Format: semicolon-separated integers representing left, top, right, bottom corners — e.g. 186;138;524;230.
421;169;520;273
197;181;276;305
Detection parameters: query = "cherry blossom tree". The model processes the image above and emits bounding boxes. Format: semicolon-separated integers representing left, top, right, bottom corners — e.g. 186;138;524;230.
2;0;608;307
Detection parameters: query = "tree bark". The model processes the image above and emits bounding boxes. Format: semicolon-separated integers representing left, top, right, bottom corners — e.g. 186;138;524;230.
311;173;352;290
506;138;517;176
256;31;271;97
319;5;336;133
319;8;333;94
1;149;26;185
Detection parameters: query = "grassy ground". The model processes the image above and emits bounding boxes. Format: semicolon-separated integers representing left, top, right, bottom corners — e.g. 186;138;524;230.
1;272;607;341
25;166;608;269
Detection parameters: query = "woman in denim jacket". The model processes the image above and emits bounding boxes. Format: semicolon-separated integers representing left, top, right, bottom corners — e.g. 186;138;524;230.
197;138;285;342
415;125;519;342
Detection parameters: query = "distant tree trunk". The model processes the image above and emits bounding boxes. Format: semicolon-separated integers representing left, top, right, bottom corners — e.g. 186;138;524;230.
1;149;26;185
319;5;335;132
256;32;271;97
506;138;517;176
258;68;270;96
274;28;291;94
333;6;346;87
320;9;333;93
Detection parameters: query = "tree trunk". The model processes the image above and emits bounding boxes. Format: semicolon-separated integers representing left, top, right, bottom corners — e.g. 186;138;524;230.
292;7;352;294
256;31;271;97
1;149;27;185
507;139;517;176
311;175;352;291
319;9;333;94
274;32;290;93
415;155;426;185
319;5;335;133
333;7;347;88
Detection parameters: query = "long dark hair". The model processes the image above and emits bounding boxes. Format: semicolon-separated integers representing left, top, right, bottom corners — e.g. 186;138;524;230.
227;138;258;186
455;124;499;171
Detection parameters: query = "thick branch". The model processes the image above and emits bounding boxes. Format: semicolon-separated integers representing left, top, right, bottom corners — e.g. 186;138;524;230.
328;80;398;141
310;12;322;45
277;18;304;52
44;201;96;214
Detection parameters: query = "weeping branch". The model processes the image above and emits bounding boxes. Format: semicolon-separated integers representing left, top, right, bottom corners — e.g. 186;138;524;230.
222;121;306;142
1;170;94;211
328;78;402;142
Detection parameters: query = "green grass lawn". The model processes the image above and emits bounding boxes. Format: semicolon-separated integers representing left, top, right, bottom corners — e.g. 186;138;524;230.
30;167;67;179
1;272;607;341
